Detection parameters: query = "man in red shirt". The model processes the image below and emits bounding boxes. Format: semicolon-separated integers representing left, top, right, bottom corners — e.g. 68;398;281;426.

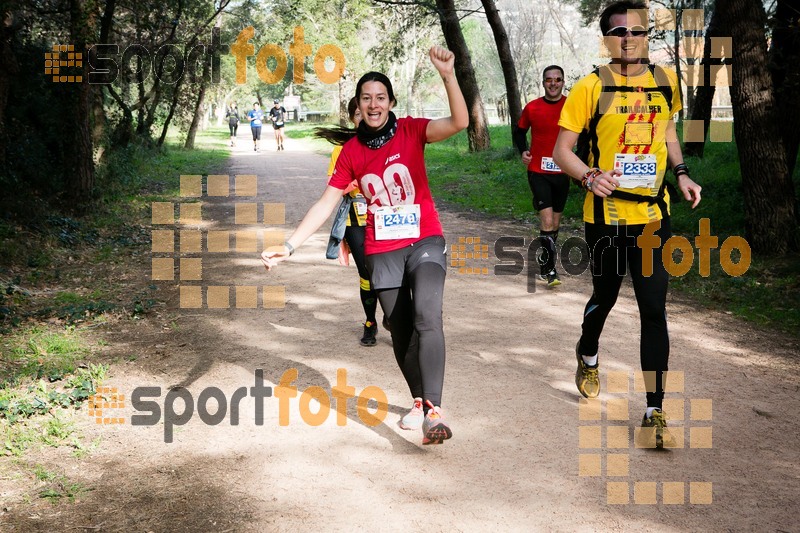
514;65;569;287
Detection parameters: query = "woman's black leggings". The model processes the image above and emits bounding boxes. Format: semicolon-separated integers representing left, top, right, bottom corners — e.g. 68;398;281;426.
344;225;377;323
579;218;671;409
376;262;446;407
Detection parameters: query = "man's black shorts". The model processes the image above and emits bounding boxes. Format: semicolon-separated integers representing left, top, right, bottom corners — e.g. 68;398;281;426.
527;171;570;212
251;126;262;141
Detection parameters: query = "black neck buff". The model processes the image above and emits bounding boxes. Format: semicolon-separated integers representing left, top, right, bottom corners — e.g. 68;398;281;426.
357;112;398;149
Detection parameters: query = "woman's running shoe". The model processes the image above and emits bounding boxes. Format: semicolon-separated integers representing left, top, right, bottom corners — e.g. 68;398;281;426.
422;400;452;445
398;398;424;430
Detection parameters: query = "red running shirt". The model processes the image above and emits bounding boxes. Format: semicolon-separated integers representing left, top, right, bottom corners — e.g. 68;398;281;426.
517;96;566;173
329;117;442;255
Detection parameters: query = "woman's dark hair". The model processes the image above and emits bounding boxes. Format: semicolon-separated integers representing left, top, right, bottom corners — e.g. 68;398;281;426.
314;96;359;146
347;96;358;121
599;1;648;35
355;71;396;106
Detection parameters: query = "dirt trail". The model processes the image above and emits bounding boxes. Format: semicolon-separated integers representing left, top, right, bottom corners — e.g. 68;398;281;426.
2;132;799;532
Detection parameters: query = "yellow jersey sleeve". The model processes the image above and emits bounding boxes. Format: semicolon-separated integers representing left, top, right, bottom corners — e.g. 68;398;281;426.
327;146;343;178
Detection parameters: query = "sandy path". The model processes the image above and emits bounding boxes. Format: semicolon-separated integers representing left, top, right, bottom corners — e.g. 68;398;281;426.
2;132;798;532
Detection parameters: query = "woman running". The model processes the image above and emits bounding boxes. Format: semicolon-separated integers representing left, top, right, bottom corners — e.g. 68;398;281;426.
226;103;239;147
261;46;468;444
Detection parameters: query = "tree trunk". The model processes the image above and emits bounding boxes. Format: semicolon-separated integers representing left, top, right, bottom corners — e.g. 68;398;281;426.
107;83;134;147
434;0;490;151
685;5;722;158
90;0;114;161
184;61;210;149
91;87;106;162
770;0;800;178
157;80;182;147
673;1;684;121
66;0;94;204
0;12;19;170
338;77;348;127
480;0;523;128
718;0;798;254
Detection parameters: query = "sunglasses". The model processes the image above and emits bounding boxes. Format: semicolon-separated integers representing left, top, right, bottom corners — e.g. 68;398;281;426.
605;25;648;37
544;77;563;83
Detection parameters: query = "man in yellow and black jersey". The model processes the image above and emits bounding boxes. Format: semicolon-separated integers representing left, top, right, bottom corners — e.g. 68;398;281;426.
553;0;702;448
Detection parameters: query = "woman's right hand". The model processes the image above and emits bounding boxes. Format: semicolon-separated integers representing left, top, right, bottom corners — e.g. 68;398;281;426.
261;246;291;271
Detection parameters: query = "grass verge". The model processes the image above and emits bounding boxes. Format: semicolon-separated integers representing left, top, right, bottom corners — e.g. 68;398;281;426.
0;126;229;458
284;121;350;154
0;127;229;331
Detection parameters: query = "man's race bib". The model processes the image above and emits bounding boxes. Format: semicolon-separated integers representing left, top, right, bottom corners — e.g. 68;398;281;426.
540;157;561;172
374;204;420;240
614;153;657;189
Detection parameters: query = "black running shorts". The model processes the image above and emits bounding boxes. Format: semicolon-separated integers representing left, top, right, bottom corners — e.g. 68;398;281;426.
365;235;447;290
527;171;570;213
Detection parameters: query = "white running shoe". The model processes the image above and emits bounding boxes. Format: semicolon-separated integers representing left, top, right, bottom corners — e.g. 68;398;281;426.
398;397;424;430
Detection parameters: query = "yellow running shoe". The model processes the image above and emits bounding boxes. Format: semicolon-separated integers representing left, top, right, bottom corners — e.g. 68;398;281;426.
575;342;600;398
638;409;677;449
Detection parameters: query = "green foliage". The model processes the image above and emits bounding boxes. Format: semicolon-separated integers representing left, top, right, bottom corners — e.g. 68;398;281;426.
1;327;88;384
0;327;108;456
0;326;106;432
284;123;341;153
0;40;75;197
0;334;106;456
33;465;91;503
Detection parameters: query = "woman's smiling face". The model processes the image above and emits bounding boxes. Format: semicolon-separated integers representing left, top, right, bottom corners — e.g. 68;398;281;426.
358;81;394;131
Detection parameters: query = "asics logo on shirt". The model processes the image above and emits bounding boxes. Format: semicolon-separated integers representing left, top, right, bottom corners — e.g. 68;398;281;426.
385;153;401;164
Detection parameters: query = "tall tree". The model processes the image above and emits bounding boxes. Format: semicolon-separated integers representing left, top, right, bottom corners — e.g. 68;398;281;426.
769;0;800;178
684;4;723;158
717;0;798;253
0;11;19;171
434;0;490;151
66;0;95;203
480;0;522;126
184;57;210;149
